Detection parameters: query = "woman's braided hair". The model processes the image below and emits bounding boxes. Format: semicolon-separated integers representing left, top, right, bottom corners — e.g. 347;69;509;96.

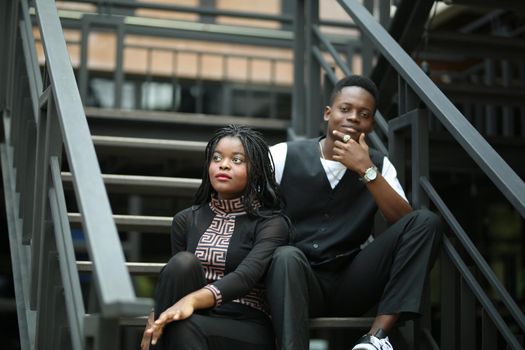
194;124;283;217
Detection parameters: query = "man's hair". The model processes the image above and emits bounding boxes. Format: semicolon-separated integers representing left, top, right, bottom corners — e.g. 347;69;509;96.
328;75;379;111
194;124;283;216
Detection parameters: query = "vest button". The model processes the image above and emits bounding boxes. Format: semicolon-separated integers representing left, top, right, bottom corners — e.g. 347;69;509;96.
313;243;319;249
320;227;326;232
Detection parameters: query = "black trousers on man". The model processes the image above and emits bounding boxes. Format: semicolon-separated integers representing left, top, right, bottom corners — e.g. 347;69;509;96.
153;251;275;350
265;209;442;350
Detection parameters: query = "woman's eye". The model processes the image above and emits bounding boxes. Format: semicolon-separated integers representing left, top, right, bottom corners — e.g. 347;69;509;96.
232;157;244;164
212;154;222;162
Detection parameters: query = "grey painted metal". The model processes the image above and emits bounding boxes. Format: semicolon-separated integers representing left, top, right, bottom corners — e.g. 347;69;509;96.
0;143;35;350
443;238;523;349
367;131;387;156
78;261;165;274
411;109;429;209
85;107;289;130
305;0;322;138
30;91;55;308
3;1;18;121
79;17;89;104
35;0;152;316
481;309;498;350
62;172;201;195
378;0;391;30
312;46;338;85
360;0;374;76
420;177;525;333
460;276;476;349
92;135;207;152
292;0;306;136
0;2;7;111
49;157;84;350
85;315;120;350
312;25;352;76
338;0;525;217
73;0;294;23
309;317;374;329
114;20;125;109
33;95;64;350
69;213;172;233
440;250;459;350
19;0;43;119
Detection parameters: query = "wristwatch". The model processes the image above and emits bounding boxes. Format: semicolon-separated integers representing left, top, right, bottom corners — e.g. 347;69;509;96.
360;166;378;183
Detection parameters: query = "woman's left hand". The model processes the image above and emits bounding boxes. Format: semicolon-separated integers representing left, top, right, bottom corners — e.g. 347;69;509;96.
146;297;195;345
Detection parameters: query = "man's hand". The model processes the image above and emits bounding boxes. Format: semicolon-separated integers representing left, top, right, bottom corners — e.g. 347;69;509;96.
332;131;374;176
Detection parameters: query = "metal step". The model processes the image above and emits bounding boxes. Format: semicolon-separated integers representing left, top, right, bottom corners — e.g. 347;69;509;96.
92;135;207;153
62;172;201;196
68;213;172;233
85;107;289;145
117;314;374;329
77;261;164;275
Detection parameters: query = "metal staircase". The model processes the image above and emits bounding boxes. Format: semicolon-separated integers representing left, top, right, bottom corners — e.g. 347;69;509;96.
1;1;524;349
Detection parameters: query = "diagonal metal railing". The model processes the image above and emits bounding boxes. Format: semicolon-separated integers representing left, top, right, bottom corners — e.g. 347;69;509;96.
292;0;525;349
0;0;151;349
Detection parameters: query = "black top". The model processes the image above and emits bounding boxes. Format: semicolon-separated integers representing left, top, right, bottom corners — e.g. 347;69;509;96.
280;138;384;266
170;198;290;311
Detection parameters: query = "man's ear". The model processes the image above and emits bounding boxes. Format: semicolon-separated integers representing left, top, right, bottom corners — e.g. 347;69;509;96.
323;106;331;121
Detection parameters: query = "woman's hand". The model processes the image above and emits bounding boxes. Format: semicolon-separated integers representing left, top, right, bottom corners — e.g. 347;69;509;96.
140;311;155;350
147;296;196;346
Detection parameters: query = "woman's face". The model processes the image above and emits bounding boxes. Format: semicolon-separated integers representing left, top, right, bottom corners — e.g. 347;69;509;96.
208;136;249;200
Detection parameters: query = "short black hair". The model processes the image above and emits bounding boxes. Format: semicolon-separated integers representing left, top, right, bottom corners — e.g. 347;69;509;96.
328;75;379;112
194;124;283;217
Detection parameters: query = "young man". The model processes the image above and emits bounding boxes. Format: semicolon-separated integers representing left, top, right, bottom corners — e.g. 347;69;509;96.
267;75;442;350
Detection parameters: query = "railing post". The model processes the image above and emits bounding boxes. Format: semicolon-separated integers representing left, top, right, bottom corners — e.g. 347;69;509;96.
361;0;374;76
411;109;429;209
441;247;459;350
305;0;322;138
292;0;306;137
460;273;477;349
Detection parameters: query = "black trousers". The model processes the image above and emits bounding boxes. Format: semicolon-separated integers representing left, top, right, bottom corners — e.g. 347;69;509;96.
265;209;442;350
153;251;276;350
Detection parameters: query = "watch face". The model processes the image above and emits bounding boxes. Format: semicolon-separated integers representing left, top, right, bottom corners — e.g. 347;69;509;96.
365;167;377;181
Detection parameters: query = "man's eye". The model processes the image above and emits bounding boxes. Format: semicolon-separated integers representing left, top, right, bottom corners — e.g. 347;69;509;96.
360;112;370;119
340;107;348;113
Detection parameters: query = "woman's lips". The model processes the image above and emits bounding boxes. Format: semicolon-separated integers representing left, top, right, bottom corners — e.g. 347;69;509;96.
215;174;231;180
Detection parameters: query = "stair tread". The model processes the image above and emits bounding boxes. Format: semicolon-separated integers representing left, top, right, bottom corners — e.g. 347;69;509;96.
86;107;289;130
62;172;201;188
68;213;172;233
92;135;207;152
116;314;374;328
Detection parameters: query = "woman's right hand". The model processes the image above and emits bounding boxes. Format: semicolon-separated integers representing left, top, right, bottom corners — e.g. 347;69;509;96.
140;311;155;350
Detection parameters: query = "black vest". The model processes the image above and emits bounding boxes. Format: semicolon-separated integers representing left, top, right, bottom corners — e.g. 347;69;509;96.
280;138;384;266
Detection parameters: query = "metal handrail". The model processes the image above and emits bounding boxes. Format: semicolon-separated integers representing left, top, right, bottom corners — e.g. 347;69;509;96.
35;0;151;316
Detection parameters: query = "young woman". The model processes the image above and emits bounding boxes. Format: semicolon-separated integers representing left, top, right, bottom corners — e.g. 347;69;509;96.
141;125;290;350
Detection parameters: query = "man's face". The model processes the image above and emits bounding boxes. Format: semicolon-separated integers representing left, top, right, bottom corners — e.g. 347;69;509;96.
323;86;375;142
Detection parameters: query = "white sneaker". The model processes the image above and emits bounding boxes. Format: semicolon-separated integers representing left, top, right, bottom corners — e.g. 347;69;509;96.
351;329;393;350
